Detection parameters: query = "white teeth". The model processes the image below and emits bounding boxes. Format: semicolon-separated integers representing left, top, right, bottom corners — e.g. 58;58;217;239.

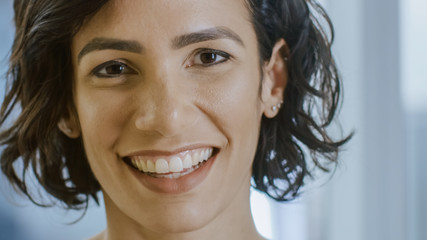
133;158;144;172
192;151;200;165
183;154;192;169
129;147;214;176
138;156;148;172
141;160;148;172
208;148;213;157
135;160;142;171
169;156;183;173
131;158;138;169
147;160;156;173
155;159;169;173
203;150;209;161
200;150;206;161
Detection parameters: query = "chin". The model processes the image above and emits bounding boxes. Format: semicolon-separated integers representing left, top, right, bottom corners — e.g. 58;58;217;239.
128;200;219;235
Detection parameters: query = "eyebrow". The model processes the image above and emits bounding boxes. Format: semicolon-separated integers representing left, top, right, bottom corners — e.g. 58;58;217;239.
77;26;244;62
171;26;244;49
77;38;143;62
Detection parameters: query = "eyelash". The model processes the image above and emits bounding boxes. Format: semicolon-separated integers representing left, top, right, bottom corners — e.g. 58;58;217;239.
91;60;137;78
91;49;231;78
186;48;231;68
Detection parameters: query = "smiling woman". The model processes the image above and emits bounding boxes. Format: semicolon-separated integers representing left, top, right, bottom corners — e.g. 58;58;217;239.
0;0;350;239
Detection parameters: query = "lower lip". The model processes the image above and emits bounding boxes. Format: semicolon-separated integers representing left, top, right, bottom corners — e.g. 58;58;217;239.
127;154;217;194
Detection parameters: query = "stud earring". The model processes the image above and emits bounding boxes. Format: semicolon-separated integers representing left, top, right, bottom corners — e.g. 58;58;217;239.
271;105;278;112
271;100;284;112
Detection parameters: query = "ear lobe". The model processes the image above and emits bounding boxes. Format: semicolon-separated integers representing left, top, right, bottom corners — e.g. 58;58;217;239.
58;114;80;139
262;39;289;118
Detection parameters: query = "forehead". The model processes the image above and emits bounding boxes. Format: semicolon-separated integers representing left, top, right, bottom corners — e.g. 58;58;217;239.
73;0;255;53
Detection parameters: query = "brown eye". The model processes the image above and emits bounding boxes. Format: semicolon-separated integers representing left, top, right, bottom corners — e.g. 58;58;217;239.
92;60;137;78
190;49;231;67
200;52;217;64
105;64;125;75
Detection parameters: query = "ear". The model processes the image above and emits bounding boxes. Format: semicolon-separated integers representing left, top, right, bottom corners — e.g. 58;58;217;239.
57;108;81;139
261;39;289;118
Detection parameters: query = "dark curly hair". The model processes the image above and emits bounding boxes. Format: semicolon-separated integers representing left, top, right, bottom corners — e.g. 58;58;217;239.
0;0;351;211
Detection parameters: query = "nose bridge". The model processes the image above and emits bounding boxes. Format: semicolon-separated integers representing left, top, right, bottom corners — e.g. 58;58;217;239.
134;68;196;137
154;83;180;122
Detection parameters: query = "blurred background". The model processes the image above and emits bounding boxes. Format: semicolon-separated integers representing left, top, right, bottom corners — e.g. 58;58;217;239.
0;0;425;239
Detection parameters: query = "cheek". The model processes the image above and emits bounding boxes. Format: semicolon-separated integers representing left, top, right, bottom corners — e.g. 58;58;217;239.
75;88;132;153
200;66;263;139
194;67;263;203
199;65;263;174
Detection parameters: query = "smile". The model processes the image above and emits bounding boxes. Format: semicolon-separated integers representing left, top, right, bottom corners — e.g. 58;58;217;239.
127;148;215;179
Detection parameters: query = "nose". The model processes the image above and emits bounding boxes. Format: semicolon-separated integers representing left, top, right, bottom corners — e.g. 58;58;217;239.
134;77;198;137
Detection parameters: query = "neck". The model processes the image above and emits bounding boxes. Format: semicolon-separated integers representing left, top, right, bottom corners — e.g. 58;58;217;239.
99;182;264;240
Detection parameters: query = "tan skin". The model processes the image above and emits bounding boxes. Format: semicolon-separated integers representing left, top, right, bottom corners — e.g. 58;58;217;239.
60;0;287;239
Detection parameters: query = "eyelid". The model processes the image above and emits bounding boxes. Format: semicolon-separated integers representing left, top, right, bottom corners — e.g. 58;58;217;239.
91;59;137;78
186;48;232;68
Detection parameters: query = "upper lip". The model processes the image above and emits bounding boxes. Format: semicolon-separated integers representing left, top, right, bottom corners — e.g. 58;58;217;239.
121;144;219;158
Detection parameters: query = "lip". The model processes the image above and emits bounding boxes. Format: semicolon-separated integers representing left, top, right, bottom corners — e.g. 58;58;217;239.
124;147;219;194
124;144;216;158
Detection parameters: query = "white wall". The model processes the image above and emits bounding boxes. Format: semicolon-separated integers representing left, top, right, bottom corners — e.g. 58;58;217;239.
300;0;426;240
401;1;427;240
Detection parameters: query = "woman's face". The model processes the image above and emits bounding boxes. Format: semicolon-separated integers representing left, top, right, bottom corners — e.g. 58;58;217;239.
71;0;278;235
